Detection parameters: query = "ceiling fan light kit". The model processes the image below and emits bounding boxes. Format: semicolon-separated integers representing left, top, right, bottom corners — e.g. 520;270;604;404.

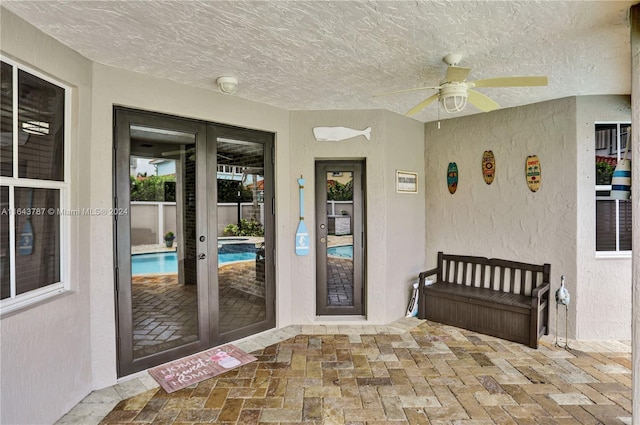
216;76;238;94
440;83;468;113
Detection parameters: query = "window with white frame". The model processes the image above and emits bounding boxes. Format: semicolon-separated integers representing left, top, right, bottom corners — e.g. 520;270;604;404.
0;57;69;313
595;122;632;254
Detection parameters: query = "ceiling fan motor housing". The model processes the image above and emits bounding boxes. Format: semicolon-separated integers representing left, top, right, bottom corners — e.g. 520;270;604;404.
440;83;468;113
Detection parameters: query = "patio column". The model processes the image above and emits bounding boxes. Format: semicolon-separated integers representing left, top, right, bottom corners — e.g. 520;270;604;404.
631;4;639;424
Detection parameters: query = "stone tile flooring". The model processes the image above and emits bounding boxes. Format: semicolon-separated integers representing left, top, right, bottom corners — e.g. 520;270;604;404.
56;318;634;425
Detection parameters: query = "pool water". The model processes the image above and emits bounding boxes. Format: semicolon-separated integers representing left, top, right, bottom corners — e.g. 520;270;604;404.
132;245;258;275
327;245;353;258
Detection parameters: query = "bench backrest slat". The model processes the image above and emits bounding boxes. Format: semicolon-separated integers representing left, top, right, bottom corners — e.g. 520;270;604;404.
499;265;506;292
439;252;549;296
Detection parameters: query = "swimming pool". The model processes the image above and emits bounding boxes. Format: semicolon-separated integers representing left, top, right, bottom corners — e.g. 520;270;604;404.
132;243;258;275
327;244;353;259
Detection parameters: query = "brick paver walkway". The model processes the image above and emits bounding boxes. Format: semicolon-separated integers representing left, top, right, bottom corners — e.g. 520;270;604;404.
99;321;632;424
132;275;199;357
327;257;354;307
219;262;266;334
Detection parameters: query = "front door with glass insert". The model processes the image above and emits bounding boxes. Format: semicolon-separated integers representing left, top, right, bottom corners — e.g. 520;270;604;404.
114;108;274;376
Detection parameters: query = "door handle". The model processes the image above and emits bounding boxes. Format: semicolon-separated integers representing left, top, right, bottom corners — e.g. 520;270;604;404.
198;253;206;260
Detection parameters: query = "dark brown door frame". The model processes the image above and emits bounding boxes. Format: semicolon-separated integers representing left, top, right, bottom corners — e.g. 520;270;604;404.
315;160;365;316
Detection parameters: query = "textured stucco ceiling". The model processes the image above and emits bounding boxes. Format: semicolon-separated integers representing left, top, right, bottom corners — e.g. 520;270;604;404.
2;1;635;122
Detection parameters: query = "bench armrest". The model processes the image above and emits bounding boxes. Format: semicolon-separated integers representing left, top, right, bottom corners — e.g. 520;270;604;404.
419;267;439;281
417;267;439;320
531;282;550;299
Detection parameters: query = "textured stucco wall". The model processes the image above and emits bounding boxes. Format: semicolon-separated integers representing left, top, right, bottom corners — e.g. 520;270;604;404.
424;98;578;337
289;110;425;324
425;95;633;341
90;64;292;388
0;9;94;425
575;95;632;340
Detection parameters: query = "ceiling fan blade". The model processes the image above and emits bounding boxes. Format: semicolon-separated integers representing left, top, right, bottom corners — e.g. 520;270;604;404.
471;76;548;88
406;93;440;116
162;150;188;156
445;66;471;83
467;90;500;112
374;86;440;97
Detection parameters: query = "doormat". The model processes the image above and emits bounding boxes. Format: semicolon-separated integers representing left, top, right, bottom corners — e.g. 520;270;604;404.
147;344;257;393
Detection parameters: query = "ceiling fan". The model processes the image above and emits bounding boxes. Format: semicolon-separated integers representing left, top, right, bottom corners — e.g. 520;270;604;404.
377;54;548;116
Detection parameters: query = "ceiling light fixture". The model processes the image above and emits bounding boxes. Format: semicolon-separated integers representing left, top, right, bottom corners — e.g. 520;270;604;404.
439;83;468;113
216;76;238;94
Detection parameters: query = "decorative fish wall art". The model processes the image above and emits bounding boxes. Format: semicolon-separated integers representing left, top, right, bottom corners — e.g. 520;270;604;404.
313;126;371;142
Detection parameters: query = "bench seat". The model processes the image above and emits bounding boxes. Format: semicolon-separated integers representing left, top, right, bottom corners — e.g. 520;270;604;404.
419;252;551;348
426;282;532;309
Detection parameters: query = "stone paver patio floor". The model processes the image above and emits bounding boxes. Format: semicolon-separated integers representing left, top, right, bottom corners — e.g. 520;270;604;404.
57;318;633;425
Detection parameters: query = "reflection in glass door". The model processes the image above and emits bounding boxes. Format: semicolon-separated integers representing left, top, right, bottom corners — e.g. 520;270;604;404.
315;161;365;316
211;127;275;344
128;125;200;359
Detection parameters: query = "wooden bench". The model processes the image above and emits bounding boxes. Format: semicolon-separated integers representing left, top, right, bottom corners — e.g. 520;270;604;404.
418;252;551;348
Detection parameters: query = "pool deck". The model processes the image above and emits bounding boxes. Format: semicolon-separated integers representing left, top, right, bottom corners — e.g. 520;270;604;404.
132;244;177;254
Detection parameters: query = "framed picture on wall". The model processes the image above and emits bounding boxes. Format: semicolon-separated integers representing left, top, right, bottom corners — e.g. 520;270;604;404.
396;170;418;193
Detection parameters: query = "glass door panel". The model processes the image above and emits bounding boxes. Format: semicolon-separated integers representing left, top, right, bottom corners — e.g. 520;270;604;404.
325;171;354;307
129;125;199;359
215;137;267;334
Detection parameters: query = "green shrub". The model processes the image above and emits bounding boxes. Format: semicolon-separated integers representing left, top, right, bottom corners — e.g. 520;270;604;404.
130;175;176;202
596;161;614;185
217;180;254;202
224;219;264;237
327;180;353;201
